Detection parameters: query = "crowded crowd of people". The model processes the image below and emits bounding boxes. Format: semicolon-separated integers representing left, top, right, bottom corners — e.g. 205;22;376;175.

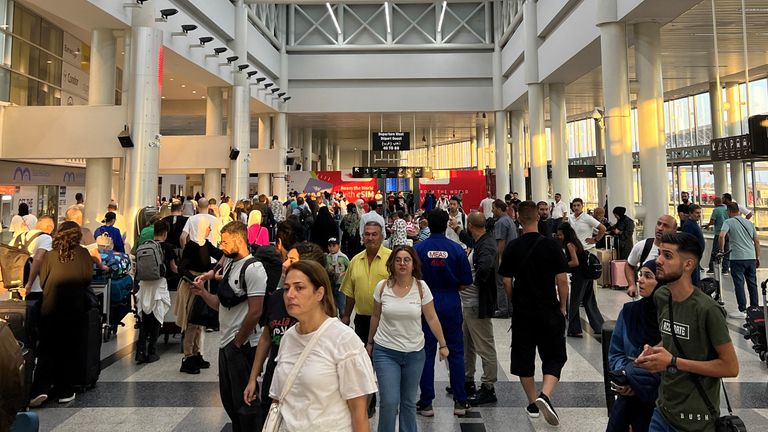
2;185;750;432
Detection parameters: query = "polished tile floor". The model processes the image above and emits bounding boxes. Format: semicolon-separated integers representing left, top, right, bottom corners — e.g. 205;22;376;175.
32;274;768;432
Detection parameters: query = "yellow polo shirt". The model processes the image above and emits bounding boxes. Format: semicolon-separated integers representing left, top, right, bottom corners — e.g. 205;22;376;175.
340;246;392;316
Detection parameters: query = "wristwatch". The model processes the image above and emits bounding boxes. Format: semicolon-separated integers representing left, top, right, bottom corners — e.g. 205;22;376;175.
666;355;678;374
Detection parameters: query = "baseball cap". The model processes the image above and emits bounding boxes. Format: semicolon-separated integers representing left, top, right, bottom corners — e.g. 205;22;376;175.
102;211;116;223
328;237;339;244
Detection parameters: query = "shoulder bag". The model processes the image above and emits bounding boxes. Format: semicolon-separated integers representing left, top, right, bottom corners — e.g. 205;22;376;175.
263;317;335;432
667;294;746;432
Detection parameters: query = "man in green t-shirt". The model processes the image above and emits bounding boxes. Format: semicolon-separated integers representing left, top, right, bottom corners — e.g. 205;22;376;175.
704;197;729;273
636;232;738;432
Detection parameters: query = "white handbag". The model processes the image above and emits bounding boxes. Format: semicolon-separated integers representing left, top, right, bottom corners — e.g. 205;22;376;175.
262;318;335;432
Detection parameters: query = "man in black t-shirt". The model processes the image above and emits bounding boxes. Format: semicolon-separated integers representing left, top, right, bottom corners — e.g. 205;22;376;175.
676;191;691;224
499;201;569;427
162;201;188;249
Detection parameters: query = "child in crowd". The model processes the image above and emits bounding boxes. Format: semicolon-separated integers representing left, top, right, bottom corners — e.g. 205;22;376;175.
325;237;350;317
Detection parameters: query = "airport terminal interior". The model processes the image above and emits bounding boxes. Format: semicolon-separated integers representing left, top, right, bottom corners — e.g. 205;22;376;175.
1;0;768;431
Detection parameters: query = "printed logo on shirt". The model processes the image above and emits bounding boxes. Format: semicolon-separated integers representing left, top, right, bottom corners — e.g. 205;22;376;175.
427;251;448;259
661;319;690;340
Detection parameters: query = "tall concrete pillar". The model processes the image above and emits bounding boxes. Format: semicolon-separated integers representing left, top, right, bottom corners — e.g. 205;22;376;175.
709;82;728;196
524;0;547;201
124;6;162;241
597;1;634;221
494;112;509;198
303;128;313;171
725;82;746;205
85;28;116;231
228;0;250;201
272;113;287;199
635;22;668;238
334;143;341;170
509;111;526;197
475;119;485;169
204;87;224;201
258;115;272;195
549;83;569;205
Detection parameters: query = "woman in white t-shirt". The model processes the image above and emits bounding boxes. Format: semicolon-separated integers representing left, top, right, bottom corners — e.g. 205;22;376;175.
367;245;449;432
269;260;377;432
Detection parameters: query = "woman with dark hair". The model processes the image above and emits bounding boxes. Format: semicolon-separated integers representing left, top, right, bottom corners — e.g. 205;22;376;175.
29;221;93;406
367;245;448;432
610;206;635;260
606;260;662;432
556;222;604;338
341;203;362;257
10;202;37;235
263;260;377;432
310;206;339;251
389;211;409;248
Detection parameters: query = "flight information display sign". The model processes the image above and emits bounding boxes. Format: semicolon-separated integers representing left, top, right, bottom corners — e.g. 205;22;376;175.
372;132;410;151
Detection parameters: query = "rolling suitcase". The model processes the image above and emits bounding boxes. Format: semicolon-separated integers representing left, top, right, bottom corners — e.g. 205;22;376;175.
11;411;39;432
74;291;102;391
609;260;629;289
0;299;38;353
595;249;613;288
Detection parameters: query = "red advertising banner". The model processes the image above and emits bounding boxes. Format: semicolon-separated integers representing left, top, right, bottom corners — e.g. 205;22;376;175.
288;171;377;201
419;170;487;211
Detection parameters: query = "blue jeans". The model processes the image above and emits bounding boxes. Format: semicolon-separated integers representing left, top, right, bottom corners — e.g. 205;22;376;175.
373;344;425;432
730;259;758;312
419;303;466;405
649;408;678;432
333;288;346;318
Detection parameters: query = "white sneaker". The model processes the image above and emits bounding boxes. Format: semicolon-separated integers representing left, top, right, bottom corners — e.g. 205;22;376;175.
728;311;747;319
57;393;76;404
29;394;48;408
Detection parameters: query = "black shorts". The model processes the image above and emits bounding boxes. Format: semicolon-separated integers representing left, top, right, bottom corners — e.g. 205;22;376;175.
510;310;567;379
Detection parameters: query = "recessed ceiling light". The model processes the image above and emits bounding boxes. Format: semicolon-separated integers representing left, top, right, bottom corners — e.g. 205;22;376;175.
181;84;186;88
161;96;166;99
192;90;197;94
170;78;174;81
46;60;52;64
121;51;125;55
201;96;206;99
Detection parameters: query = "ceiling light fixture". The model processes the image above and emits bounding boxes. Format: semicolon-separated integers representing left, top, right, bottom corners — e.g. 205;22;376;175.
277;92;286;98
246;71;258;78
385;2;391;33
326;2;341;34
271;87;281;93
157;8;178;22
181;84;186;88
264;82;274;89
255;77;267;83
438;1;447;32
192;90;197;94
196;36;213;47
283;96;292;102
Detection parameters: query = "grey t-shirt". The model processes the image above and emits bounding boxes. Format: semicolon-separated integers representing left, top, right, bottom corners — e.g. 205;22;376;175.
493;214;517;246
218;256;267;348
721;217;757;261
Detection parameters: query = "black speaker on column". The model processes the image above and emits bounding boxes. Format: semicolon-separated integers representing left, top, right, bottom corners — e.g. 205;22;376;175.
229;148;240;160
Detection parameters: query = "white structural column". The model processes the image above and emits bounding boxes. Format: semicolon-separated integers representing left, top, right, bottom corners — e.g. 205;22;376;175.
635;22;668;238
258;115;272;195
492;40;509;197
229;0;250;200
124;6;162;241
509;111;527;196
549;83;569;205
303;128;313;171
725;82;746;204
597;1;634;221
272;113;287;198
204;87;224;200
85;28;116;231
475;119;485;169
524;0;547;201
709;82;728;196
334;143;341;170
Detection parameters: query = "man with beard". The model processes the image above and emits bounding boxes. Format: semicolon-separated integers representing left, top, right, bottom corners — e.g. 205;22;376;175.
635;232;738;432
625;215;678;298
192;222;267;432
677;191;692;224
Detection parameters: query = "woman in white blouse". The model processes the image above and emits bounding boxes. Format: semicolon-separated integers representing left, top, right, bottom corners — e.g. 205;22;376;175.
367;245;449;432
270;260;377;432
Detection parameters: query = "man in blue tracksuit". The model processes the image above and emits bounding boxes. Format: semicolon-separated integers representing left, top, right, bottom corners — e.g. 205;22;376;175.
415;210;474;417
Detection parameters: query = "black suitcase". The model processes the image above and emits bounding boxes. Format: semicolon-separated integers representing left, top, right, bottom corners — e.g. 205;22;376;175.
19;345;34;408
0;299;38;353
74;303;102;391
744;305;767;361
601;320;617;415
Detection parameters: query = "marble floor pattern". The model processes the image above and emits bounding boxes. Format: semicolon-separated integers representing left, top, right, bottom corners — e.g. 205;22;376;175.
31;275;768;432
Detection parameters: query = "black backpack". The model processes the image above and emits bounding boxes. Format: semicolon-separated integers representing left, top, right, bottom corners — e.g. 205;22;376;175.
217;257;260;308
249;244;283;296
581;251;603;280
299;206;314;227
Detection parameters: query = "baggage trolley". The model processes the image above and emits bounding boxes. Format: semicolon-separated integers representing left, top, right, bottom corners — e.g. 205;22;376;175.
90;278;113;343
744;279;768;365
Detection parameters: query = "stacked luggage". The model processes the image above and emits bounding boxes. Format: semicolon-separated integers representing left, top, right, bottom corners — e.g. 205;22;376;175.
599;235;628;290
95;250;135;339
743;280;768;364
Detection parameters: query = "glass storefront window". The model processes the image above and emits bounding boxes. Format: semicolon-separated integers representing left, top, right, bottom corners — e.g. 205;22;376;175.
13;6;41;45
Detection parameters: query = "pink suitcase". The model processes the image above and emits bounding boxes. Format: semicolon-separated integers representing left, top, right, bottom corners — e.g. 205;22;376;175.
609;260;629;289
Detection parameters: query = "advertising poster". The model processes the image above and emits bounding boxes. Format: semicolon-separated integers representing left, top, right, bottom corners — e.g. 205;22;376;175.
419;170;487;211
286;170;377;201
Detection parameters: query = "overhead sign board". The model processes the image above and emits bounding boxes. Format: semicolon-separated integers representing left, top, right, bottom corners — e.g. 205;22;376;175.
568;164;605;179
710;134;752;161
352;166;431;178
372;132;410;151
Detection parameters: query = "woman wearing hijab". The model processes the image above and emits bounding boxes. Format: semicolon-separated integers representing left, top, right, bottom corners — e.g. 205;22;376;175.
310;206;339;251
610;206;635;260
247;210;270;246
219;202;234;226
606;260;662;432
176;216;223;375
340;203;361;257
